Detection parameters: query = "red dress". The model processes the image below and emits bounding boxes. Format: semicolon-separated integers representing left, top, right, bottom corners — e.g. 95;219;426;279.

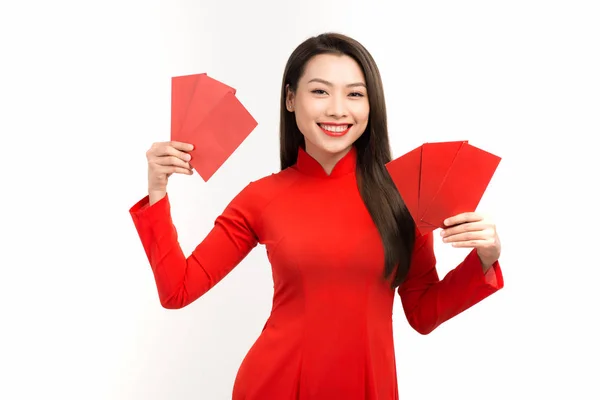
129;145;503;399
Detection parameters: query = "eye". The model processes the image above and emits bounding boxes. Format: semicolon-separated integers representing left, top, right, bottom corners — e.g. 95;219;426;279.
311;89;328;95
349;92;365;97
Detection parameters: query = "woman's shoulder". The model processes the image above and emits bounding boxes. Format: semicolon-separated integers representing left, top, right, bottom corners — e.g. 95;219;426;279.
249;167;299;190
230;167;301;209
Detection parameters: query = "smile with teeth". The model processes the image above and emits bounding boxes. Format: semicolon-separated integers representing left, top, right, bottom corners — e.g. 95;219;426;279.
318;123;352;137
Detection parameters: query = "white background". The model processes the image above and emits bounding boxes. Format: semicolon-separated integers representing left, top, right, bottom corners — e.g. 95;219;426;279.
1;0;599;399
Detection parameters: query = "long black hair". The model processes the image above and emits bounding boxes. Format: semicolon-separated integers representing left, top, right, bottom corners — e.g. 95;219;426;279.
279;32;416;289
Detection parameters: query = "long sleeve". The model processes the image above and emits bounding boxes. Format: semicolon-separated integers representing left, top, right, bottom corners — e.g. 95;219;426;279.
129;183;261;309
397;232;504;335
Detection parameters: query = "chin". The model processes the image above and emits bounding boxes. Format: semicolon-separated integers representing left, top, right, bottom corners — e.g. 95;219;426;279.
302;123;365;156
319;131;363;154
321;140;356;155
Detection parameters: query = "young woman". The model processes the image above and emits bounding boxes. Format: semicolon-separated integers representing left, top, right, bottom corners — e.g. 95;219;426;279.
130;32;503;400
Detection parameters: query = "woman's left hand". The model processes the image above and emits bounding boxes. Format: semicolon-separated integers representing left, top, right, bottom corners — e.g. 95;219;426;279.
440;212;501;267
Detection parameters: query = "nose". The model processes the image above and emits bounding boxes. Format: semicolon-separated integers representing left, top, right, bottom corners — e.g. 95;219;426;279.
326;93;348;118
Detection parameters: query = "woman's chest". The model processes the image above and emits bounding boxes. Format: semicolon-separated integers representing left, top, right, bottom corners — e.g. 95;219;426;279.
258;179;385;278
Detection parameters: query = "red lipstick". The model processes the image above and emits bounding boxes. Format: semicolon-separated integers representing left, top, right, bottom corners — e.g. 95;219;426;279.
318;123;352;137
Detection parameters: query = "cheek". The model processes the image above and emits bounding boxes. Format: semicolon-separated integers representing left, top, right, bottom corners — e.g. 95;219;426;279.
295;101;324;127
298;99;325;117
352;103;370;124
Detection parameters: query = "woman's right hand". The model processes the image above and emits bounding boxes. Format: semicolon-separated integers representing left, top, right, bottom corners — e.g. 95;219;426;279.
146;141;194;197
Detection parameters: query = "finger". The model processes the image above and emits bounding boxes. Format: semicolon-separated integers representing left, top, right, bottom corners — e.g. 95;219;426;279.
162;146;192;162
441;221;490;238
450;238;494;248
169;141;194;152
443;212;483;227
157;165;194;175
442;230;490;243
149;143;192;162
153;155;192;170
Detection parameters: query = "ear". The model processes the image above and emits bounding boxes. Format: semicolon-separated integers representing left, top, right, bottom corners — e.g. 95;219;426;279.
285;84;295;112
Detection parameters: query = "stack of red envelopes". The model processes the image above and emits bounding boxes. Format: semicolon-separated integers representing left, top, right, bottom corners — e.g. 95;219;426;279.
386;140;501;235
170;73;258;181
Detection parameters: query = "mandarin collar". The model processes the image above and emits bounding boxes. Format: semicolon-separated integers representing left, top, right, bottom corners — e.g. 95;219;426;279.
294;146;357;178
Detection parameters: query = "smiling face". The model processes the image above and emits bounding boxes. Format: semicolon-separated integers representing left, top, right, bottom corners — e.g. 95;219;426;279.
285;53;370;166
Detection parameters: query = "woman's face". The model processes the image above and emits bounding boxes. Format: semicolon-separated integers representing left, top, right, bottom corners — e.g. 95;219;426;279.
286;53;370;162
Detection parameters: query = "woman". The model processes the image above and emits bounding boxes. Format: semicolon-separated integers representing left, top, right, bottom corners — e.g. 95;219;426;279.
130;32;503;400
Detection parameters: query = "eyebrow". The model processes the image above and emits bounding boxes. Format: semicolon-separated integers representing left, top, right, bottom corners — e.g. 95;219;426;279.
307;78;366;89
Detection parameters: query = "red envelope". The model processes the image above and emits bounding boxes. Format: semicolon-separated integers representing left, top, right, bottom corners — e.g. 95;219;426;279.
186;91;258;181
170;73;257;181
386;141;501;234
170;73;206;138
420;143;501;228
385;146;421;230
178;74;236;139
418;141;467;229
